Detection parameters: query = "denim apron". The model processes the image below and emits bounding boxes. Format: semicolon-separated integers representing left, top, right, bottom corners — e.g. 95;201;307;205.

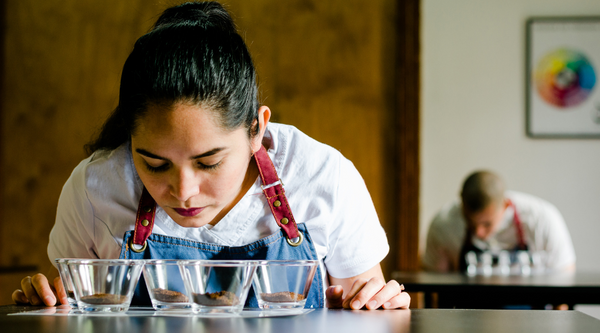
119;146;325;308
459;200;528;271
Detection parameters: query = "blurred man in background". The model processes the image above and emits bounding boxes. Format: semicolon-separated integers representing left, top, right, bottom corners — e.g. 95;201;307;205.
422;170;576;273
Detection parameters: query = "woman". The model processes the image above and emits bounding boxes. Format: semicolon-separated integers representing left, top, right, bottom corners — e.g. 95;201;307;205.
12;1;409;310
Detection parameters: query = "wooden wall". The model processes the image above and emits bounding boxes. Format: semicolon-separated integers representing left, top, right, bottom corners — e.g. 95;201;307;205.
0;0;418;304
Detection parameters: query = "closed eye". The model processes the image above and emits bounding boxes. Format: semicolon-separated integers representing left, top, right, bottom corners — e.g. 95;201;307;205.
198;160;221;171
145;162;169;173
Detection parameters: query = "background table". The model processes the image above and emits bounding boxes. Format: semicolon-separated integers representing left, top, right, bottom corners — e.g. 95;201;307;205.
2;305;600;333
392;271;600;309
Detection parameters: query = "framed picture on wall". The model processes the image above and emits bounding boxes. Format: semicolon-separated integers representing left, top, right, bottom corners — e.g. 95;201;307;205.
526;17;600;138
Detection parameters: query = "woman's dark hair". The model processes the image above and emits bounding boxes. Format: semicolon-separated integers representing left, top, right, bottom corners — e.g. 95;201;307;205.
85;1;259;155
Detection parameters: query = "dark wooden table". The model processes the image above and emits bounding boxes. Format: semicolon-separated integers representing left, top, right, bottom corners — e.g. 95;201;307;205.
392;271;600;309
2;305;600;333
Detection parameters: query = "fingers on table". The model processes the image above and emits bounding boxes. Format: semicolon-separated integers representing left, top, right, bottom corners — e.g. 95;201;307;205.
341;278;368;309
20;276;39;305
54;277;69;305
343;277;388;310
326;285;344;309
343;279;407;310
364;279;404;310
12;289;29;304
382;290;411;309
21;274;57;306
33;274;58;306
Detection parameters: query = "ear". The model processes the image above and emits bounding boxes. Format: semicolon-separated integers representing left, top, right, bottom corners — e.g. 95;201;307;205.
250;106;271;153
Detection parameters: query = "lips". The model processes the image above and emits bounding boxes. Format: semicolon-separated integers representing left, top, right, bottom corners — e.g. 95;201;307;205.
173;207;204;217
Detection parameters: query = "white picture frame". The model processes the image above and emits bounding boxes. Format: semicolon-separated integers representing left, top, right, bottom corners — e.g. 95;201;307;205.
526;17;600;138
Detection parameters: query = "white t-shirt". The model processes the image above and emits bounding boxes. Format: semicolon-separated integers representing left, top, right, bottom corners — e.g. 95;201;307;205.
48;123;389;279
422;191;576;272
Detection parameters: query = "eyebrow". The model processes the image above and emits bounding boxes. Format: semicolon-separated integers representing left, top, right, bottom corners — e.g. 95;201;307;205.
135;147;226;160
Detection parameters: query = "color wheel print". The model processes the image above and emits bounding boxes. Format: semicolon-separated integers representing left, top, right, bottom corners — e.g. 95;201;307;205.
534;48;596;108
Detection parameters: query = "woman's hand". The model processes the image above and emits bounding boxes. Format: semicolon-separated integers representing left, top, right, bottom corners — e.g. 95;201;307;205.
12;274;67;306
326;264;410;310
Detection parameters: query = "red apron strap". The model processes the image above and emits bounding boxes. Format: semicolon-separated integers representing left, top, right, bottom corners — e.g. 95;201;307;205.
508;200;527;250
254;146;300;241
132;187;157;246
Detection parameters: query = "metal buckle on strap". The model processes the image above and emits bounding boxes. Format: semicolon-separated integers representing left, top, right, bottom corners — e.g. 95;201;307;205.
128;237;147;253
261;178;285;191
286;232;304;247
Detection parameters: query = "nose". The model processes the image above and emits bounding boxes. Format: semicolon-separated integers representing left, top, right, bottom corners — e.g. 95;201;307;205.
170;168;200;202
475;225;488;240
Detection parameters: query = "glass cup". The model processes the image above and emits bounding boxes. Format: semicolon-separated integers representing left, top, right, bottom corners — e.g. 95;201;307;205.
498;251;511;276
252;260;319;310
55;258;78;308
518;251;532;276
143;259;192;311
481;252;493;276
179;260;257;314
465;251;478;276
66;259;145;312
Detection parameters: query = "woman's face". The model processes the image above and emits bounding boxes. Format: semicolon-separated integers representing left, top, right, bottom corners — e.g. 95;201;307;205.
130;102;264;228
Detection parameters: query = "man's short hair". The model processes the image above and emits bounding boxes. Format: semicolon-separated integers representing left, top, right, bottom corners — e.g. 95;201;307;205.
460;170;505;213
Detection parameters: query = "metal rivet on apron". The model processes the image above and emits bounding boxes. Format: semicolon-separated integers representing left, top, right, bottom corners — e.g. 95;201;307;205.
128;237;147;253
274;200;281;207
286;232;304;247
281;217;289;225
144;206;152;213
141;219;150;227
